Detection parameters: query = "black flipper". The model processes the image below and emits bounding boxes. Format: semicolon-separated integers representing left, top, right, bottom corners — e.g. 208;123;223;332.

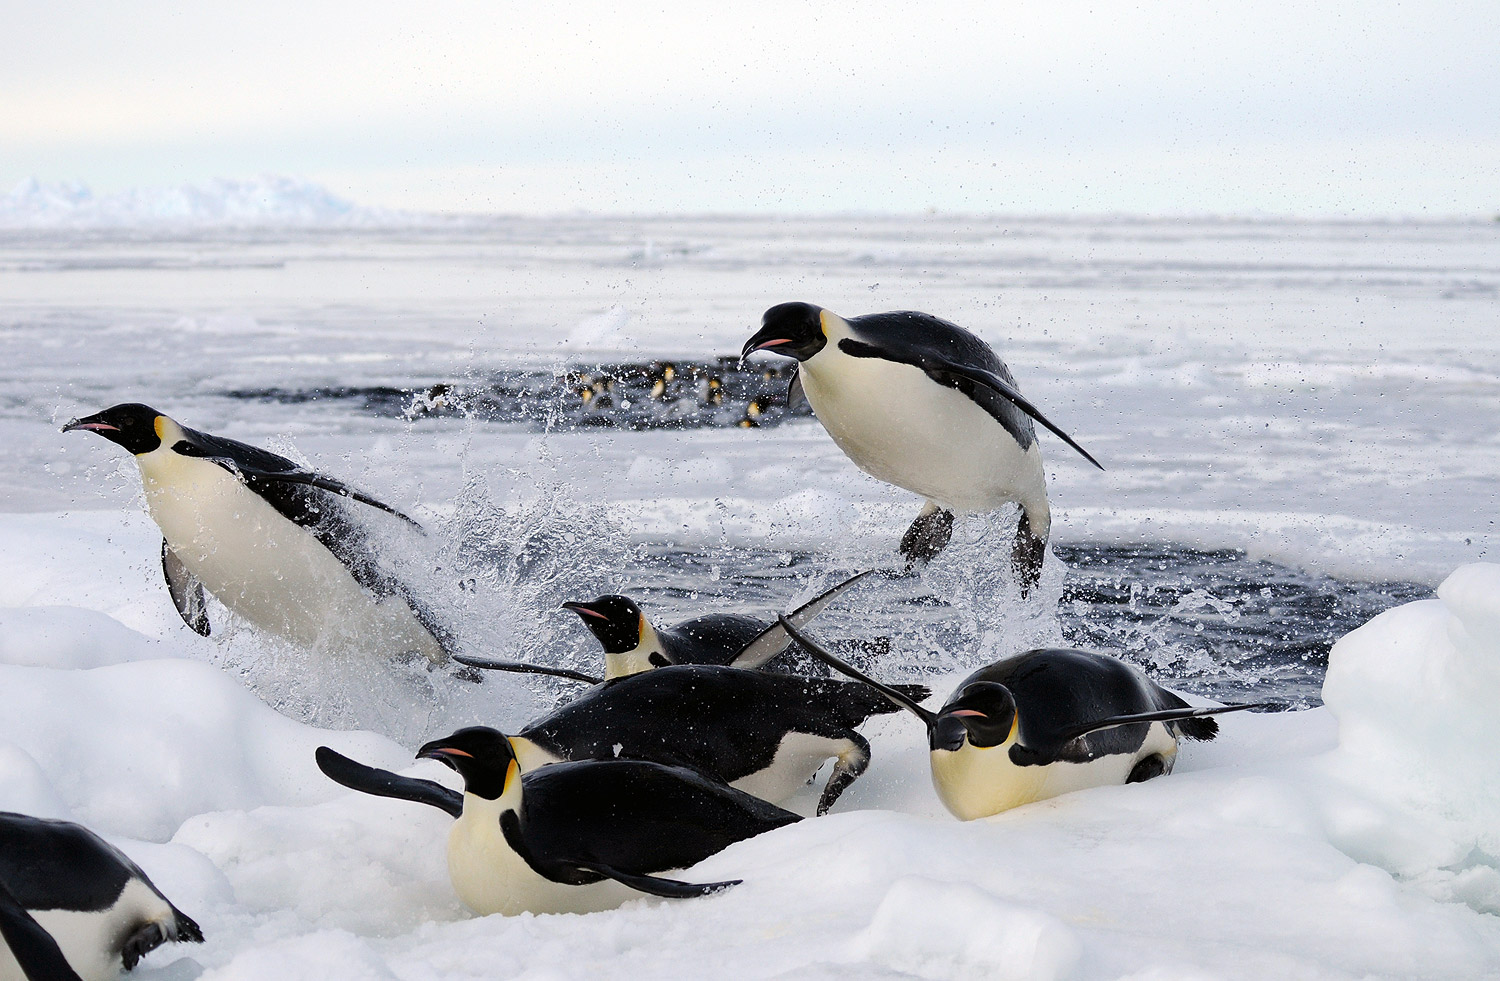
0;879;84;981
899;506;954;568
731;570;874;670
452;656;602;685
838;336;1103;470
161;540;211;637
1052;701;1273;744
786;366;808;411
776;616;937;729
572;861;741;899
314;746;463;818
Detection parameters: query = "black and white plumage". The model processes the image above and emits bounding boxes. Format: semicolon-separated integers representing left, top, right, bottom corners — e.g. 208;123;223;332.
459;571;871;683
63;403;453;664
742;304;1102;590
316;728;800;915
780;617;1267;821
0;813;203;981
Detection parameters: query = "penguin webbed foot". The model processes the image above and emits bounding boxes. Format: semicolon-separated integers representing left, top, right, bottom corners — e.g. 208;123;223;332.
816;733;871;816
1010;512;1046;599
899;507;955;569
120;922;170;971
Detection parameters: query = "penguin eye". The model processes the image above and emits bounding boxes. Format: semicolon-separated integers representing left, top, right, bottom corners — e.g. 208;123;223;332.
648;652;671;668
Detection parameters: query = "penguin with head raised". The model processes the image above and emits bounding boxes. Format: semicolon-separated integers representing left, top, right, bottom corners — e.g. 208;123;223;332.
0;812;203;981
743;304;1103;592
779;617;1268;820
63;403;454;665
315;728;799;916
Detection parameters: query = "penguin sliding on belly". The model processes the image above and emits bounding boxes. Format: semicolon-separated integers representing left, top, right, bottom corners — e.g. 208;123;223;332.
315;728;799;916
0;812;203;981
63;403;453;664
779;617;1268;821
322;664;930;815
742;304;1103;592
456;571;872;682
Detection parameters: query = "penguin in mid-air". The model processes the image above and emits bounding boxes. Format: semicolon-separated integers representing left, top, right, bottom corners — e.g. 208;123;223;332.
459;571;872;683
0;812;203;981
779;617;1268;820
315;728;800;915
742;303;1103;591
324;664;929;816
63;403;453;664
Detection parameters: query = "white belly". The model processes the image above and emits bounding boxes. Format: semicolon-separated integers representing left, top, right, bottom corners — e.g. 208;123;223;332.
0;880;174;981
931;722;1179;821
446;801;632;916
730;732;853;804
800;355;1046;519
136;450;443;662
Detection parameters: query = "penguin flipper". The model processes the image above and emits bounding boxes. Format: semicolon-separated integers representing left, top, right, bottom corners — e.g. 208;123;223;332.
161;540;211;637
731;570;874;670
452;655;602;685
0;879;85;981
572;861;741;899
314;746;463;818
786;366;808;411
837;338;1103;471
1053;701;1274;744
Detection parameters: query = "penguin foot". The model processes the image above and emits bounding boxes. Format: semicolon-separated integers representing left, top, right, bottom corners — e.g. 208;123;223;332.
899;507;955;568
1010;512;1046;598
1126;754;1169;784
120;922;170;971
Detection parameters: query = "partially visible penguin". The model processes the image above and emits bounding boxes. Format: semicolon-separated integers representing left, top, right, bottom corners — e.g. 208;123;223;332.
63;403;453;664
780;617;1268;820
743;304;1103;591
0;812;203;981
460;571;871;682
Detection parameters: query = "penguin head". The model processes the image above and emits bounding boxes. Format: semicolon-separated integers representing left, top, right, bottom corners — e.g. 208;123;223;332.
931;682;1018;752
562;596;649;655
61;403;167;455
417;727;518;800
742;302;829;362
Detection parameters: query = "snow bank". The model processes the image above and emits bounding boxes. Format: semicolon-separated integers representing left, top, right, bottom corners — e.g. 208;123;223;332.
0;177;401;229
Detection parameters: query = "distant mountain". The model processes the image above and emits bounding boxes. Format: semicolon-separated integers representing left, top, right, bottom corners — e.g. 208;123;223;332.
0;176;410;228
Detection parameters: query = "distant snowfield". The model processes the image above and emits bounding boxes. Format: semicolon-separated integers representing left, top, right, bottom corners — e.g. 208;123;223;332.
2;509;1499;979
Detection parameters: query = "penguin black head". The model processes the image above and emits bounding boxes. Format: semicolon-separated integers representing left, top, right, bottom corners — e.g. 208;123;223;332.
931;682;1018;752
62;403;166;455
562;596;646;655
742;302;829;362
417;726;518;800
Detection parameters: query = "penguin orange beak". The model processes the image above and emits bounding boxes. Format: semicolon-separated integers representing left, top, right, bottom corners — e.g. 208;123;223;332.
61;419;119;433
741;337;793;359
561;601;609;621
416;740;473;763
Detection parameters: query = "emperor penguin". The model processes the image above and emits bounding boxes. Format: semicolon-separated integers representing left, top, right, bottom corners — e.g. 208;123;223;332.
315;728;800;915
742;303;1103;591
63;403;453;664
0;812;203;981
780;617;1268;820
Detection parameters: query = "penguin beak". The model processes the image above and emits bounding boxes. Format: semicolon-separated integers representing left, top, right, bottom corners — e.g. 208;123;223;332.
416;741;472;766
61;418;118;434
561;601;609;621
741;336;793;360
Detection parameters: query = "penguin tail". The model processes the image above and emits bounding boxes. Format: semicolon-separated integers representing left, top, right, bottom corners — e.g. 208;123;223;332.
171;908;206;944
832;680;933;726
1176;716;1220;742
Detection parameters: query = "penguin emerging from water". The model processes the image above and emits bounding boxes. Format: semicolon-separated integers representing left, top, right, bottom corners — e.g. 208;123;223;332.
742;304;1103;591
315;729;800;915
325;664;929;815
779;617;1268;820
465;570;871;682
63;403;453;664
0;812;203;981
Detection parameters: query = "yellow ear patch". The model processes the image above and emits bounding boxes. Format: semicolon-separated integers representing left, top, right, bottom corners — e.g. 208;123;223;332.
817;310;832;337
153;417;166;439
503;757;519;794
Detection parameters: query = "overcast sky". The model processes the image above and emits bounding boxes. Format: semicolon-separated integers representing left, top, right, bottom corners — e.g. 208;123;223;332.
3;0;1496;215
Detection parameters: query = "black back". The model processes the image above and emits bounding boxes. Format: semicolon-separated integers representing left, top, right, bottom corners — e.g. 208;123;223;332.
954;649;1185;765
659;614;767;663
507;759;798;884
0;812;147;913
520;665;924;783
842;311;1037;450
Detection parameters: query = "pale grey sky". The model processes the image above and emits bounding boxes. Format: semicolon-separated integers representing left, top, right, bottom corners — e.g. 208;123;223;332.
3;0;1496;215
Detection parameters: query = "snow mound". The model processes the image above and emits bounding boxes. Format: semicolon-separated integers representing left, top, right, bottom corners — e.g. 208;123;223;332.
1322;563;1500;849
0;176;402;229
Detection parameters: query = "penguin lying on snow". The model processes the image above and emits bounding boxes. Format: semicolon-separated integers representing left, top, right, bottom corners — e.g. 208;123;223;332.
457;571;872;683
316;729;800;915
323;664;929;816
63;403;453;664
0;812;203;981
779;617;1268;820
742;304;1102;591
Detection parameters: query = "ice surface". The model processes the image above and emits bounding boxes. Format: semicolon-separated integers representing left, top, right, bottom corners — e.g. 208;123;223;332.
0;177;397;229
